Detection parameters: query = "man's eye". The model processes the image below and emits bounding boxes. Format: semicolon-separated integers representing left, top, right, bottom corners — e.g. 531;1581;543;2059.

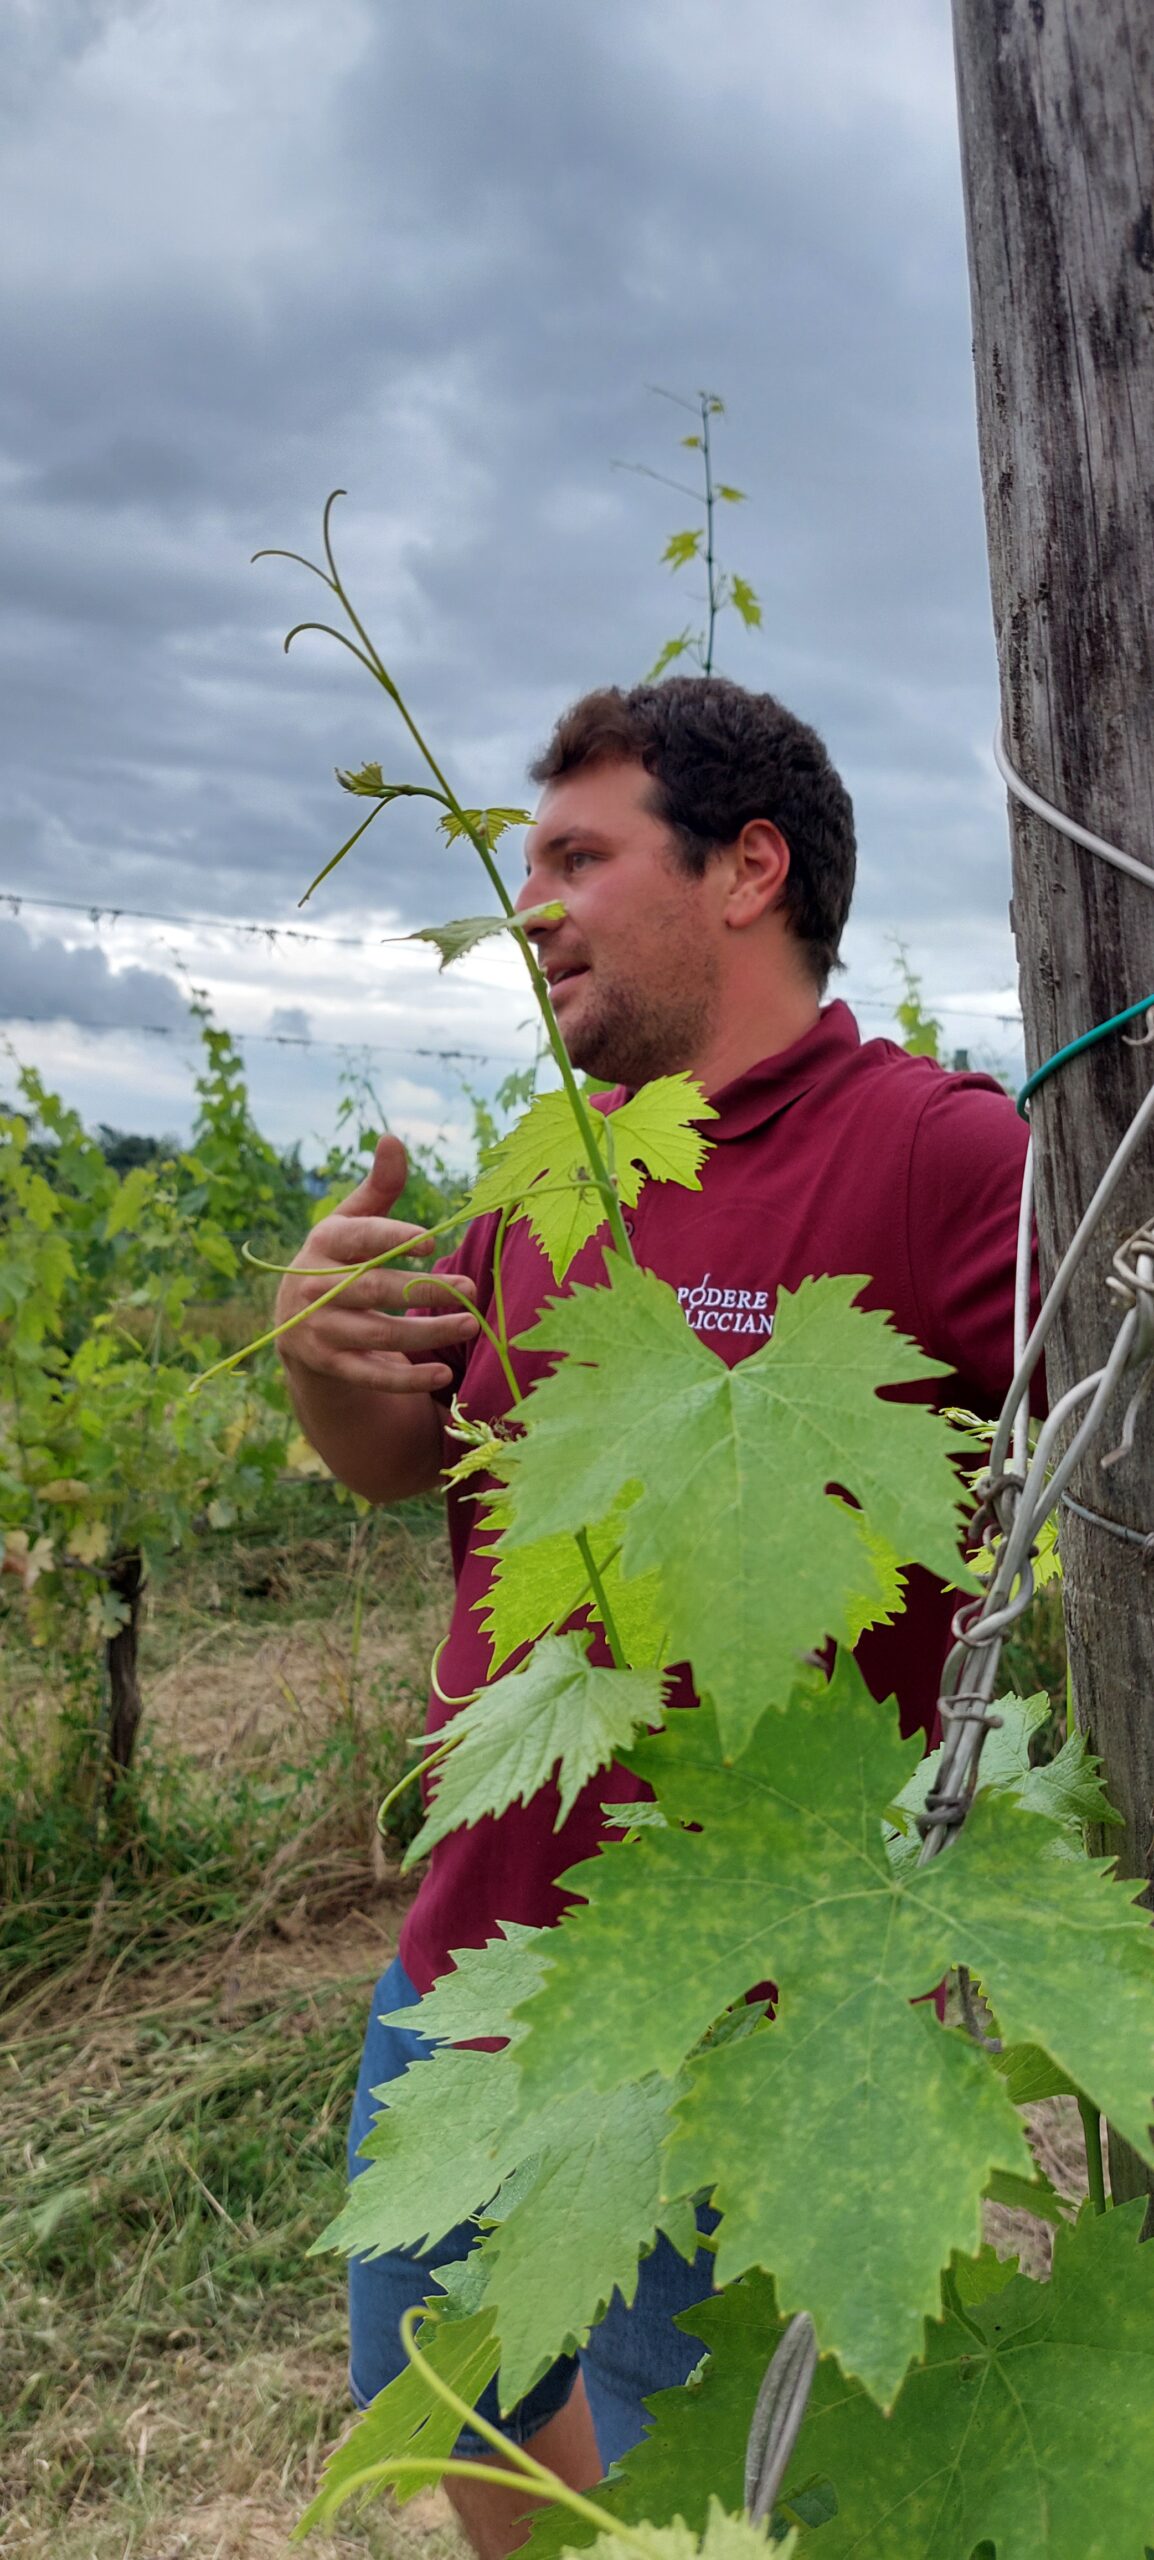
565;849;594;871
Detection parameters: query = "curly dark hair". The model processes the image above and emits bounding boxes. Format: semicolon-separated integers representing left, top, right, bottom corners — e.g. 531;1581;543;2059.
528;675;856;988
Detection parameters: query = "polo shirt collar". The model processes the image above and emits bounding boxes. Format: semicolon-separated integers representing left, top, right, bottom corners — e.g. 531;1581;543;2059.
599;1000;861;1141
702;999;861;1140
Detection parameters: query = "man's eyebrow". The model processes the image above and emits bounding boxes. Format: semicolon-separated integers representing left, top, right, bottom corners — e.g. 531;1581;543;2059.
526;827;615;859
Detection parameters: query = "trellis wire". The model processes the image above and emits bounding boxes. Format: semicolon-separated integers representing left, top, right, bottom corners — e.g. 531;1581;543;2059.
746;729;1154;2501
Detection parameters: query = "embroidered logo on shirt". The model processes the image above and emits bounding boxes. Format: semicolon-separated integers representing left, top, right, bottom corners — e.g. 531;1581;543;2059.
676;1276;775;1339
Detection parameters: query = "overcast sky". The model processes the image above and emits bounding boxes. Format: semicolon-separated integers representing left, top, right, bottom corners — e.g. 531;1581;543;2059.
0;0;1025;1164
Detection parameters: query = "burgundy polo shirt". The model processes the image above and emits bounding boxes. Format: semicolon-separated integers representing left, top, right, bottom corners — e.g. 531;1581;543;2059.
397;1000;1033;1994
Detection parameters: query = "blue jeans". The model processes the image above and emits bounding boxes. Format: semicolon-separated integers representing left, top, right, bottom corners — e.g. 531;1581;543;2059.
347;1955;716;2471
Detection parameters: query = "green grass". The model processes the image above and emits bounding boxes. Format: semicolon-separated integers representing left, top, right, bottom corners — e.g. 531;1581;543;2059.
0;1473;460;2556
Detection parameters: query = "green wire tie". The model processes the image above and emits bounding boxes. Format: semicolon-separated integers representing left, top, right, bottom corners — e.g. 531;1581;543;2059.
1017;989;1154;1117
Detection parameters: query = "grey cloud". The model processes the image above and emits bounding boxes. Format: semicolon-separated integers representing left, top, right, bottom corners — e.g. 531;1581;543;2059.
0;917;187;1030
0;0;1014;1042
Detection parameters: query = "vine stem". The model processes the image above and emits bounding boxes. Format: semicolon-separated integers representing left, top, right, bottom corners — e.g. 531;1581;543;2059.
268;494;635;1270
1078;2097;1108;2214
701;391;717;676
574;1529;629;1671
388;2307;652;2553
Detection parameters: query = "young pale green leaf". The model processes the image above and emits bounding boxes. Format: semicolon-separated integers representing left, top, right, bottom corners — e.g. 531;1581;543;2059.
662;530;704;567
396;905;563;973
466;1079;715;1282
728;576;762;630
403;1636;667;1866
437;806;531;849
479;1490;666;1675
644;633;695;682
715;484;747;504
499;1258;966;1751
566;2505;790;2560
786;2202;1154;2560
608;1075;718;1201
298;2296;500;2525
321;2047;532;2262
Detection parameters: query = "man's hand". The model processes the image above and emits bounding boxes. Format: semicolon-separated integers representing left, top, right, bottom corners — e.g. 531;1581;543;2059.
275;1135;478;1397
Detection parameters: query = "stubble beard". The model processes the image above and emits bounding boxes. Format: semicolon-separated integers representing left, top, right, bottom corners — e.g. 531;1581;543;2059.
559;963;718;1088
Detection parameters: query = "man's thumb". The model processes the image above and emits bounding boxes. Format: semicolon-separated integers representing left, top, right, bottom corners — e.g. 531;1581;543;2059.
340;1133;408;1218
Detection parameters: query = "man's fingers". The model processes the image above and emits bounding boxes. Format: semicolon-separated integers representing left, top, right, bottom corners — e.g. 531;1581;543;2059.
335;1133;410;1220
288;1307;476;1355
292;1262;477;1317
285;1339;458;1395
314;1212;440;1270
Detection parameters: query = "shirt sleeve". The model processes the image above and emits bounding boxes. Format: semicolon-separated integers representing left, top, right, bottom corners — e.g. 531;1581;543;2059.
904;1074;1039;1412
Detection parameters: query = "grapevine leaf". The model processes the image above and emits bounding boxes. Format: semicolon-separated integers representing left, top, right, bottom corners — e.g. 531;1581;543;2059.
785;2202;1154;2560
477;2072;693;2405
438;806;531;849
466;1080;716;1282
298;2296;500;2525
499;1259;967;1750
982;2164;1067;2226
609;1075;718;1202
887;1691;1119;1876
396;904;563;972
403;1636;667;1864
478;1491;666;1674
715;484;747;503
510;1657;948;2100
380;1922;549;2046
728;576;762;629
318;2018;692;2405
917;1790;1154;2163
336;763;446;803
510;1656;1154;2392
572;2507;792;2560
662;530;704;567
645;633;694;681
525;2275;784;2559
319;2047;532;2261
667;1977;1028;2403
991;2042;1079;2105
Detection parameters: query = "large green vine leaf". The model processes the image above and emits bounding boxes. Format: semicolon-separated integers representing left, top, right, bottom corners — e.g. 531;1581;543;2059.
786;2201;1154;2560
465;1079;717;1281
508;1657;1154;2400
404;1636;668;1865
495;1259;967;1750
319;1926;692;2411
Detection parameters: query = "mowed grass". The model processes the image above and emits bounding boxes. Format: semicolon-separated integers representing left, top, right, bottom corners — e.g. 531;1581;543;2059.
0;1479;465;2559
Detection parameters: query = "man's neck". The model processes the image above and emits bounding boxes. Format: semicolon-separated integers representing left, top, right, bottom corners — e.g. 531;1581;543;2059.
685;976;824;1098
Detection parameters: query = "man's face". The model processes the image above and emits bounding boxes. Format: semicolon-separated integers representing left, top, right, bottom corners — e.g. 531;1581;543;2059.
515;759;723;1086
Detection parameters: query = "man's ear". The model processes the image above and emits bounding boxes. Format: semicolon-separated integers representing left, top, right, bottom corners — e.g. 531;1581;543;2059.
723;818;791;928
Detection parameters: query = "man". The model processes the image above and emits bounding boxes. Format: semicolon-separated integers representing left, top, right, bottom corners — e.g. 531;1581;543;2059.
276;677;1032;2558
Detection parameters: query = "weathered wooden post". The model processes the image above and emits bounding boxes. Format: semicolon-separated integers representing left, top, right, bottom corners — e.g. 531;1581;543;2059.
952;0;1154;2201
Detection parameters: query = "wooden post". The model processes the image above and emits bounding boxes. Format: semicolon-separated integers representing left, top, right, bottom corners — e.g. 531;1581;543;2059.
951;0;1154;2203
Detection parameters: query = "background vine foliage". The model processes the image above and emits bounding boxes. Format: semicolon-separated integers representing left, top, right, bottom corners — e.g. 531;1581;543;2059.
215;501;1154;2560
